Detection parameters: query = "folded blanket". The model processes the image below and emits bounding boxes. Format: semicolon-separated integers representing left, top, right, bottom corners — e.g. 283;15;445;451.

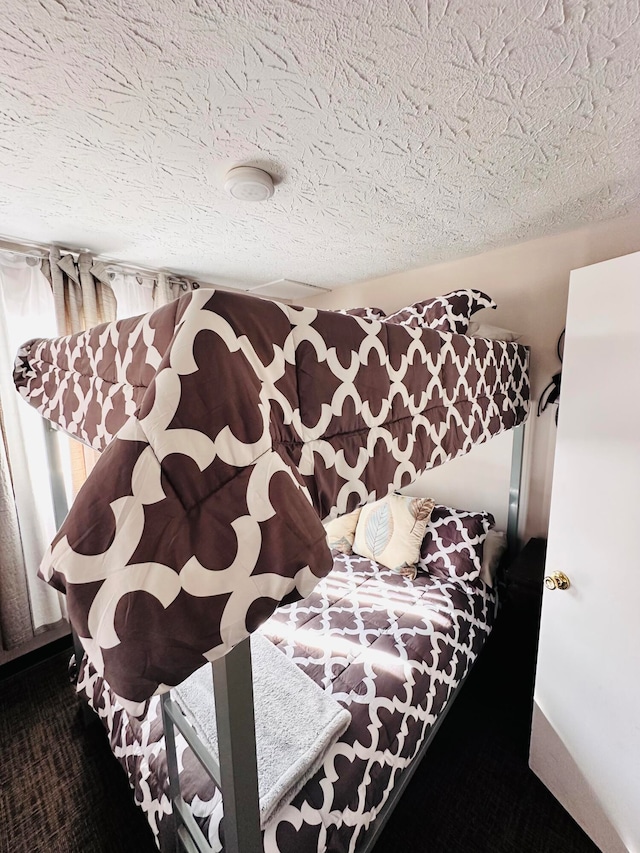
173;632;351;826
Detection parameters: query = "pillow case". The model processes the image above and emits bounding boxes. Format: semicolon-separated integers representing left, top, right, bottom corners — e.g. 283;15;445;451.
384;289;496;334
324;508;362;555
479;528;508;587
338;306;387;320
418;504;495;582
353;493;435;579
467;321;522;342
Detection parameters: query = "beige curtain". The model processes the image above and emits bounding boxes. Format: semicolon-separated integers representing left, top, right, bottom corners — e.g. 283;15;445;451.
0;403;32;650
47;248;117;336
42;253;196;491
44;249;118;491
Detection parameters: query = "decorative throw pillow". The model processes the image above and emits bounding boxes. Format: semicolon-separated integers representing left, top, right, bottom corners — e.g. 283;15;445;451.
353;493;435;579
324;508;362;555
384;289;496;334
418;505;495;582
338;306;387;320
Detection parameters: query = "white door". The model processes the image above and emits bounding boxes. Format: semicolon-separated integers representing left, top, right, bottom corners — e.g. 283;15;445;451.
530;251;640;853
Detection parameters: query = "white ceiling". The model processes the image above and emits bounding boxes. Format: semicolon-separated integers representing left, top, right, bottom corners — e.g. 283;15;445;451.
0;0;639;290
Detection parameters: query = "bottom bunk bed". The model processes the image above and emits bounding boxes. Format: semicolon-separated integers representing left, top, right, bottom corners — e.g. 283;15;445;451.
78;547;499;853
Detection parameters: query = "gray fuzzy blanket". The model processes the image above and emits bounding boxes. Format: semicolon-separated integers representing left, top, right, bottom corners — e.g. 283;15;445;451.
174;631;351;826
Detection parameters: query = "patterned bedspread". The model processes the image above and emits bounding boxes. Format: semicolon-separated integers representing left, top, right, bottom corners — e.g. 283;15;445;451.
15;290;526;712
78;553;497;852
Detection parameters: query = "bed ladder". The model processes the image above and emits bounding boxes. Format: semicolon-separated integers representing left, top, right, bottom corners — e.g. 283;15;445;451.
160;637;262;853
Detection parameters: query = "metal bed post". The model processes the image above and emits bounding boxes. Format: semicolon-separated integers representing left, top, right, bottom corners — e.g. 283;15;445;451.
507;422;526;558
212;638;262;853
42;419;68;528
160;636;262;853
42;420;91;695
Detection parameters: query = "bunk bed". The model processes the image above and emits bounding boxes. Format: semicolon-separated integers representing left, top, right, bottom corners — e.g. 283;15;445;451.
14;287;529;853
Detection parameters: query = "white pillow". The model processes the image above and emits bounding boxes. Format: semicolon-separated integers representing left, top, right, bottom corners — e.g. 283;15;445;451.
467;321;522;342
480;528;507;587
324;508;361;555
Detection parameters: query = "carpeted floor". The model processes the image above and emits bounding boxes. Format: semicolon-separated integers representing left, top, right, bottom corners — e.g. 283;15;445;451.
373;584;601;853
0;644;156;853
0;545;601;853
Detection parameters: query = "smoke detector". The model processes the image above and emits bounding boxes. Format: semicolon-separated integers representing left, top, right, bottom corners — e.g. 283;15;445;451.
224;166;274;201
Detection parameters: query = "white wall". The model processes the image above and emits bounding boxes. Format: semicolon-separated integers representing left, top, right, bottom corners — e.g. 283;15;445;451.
402;431;514;532
300;212;640;541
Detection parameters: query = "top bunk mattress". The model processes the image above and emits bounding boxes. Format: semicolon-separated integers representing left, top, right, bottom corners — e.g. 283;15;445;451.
14;289;528;709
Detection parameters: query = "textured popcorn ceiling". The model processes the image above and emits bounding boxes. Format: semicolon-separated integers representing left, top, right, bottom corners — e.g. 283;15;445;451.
0;0;639;290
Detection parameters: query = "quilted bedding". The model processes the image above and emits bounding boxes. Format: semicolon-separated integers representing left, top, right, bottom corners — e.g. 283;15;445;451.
14;288;528;710
79;552;497;853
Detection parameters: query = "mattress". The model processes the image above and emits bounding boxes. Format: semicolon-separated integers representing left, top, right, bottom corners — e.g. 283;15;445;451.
79;552;497;852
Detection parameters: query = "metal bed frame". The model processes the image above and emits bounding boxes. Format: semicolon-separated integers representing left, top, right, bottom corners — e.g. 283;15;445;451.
51;421;526;853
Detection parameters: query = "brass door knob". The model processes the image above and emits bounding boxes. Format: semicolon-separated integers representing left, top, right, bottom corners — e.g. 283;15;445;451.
544;571;571;591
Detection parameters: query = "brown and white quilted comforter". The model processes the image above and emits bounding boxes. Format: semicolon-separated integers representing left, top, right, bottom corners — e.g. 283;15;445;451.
79;552;497;853
14;289;527;710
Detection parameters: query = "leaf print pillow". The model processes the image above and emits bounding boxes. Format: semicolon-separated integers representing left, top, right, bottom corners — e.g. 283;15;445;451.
353;493;435;579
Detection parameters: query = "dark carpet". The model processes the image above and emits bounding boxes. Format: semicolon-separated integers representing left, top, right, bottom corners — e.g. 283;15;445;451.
0;546;600;853
0;645;156;853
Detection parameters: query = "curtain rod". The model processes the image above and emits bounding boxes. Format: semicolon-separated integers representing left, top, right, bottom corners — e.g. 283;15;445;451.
0;235;241;290
0;237;49;259
0;236;167;276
